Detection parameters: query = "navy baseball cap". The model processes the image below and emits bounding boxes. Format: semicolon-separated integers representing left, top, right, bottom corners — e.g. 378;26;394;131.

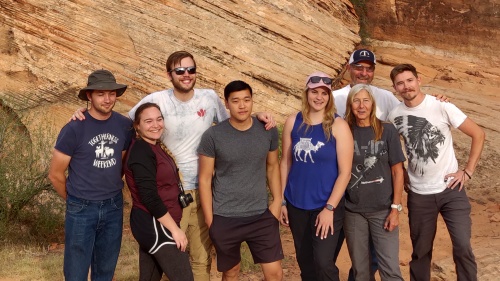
349;49;376;65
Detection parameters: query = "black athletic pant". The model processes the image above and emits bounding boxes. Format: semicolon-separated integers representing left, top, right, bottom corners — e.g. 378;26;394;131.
138;245;193;281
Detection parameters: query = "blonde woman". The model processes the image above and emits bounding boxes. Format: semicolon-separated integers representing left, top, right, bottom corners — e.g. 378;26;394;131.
280;72;353;281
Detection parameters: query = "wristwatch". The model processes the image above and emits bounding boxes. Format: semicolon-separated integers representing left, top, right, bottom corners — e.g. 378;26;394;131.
325;203;335;211
391;204;403;212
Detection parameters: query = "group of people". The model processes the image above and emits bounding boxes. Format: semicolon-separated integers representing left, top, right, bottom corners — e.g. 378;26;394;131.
48;49;485;281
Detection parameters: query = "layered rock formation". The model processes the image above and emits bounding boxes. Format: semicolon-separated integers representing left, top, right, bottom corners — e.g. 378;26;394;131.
364;0;500;65
0;0;360;130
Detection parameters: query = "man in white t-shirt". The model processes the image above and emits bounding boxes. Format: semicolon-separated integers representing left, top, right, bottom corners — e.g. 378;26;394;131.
332;49;400;121
387;64;484;281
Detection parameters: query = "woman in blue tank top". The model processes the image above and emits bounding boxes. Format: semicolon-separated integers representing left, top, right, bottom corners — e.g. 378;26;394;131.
280;72;354;281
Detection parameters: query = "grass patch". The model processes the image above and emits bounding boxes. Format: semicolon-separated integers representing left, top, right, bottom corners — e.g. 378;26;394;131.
0;225;142;280
0;244;63;280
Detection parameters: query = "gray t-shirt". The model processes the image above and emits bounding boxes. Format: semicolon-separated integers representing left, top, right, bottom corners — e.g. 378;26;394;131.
345;123;405;213
197;117;279;217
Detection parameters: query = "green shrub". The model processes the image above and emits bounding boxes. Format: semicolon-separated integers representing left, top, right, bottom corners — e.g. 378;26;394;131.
350;0;370;45
0;103;64;243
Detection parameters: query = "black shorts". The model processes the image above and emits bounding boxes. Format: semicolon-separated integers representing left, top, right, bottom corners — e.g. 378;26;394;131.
209;209;284;272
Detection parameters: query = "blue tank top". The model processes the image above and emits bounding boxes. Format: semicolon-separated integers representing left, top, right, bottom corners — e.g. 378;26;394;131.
284;112;339;210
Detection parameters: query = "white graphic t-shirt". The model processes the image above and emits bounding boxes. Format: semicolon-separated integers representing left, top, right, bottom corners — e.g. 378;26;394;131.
388;94;467;195
129;88;229;190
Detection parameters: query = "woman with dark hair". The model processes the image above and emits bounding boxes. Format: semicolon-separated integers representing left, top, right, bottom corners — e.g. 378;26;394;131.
280;72;353;281
343;84;405;281
124;102;193;281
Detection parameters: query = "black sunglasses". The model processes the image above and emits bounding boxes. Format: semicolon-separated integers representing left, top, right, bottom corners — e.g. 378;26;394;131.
170;66;197;75
307;76;332;85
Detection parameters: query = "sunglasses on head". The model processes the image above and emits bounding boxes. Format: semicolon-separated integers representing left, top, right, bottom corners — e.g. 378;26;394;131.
307;76;332;85
170;66;197;75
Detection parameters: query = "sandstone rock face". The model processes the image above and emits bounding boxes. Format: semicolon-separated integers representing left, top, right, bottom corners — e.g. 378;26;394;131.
365;0;500;65
0;0;360;129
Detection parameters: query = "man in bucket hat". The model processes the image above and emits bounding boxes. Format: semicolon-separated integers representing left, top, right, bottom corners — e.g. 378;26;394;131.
49;69;133;281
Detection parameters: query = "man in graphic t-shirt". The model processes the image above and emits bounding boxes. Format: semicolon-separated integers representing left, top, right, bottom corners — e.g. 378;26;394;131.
388;63;485;281
49;70;133;281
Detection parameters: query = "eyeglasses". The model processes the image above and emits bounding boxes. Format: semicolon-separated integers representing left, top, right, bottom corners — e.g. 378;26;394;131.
170;66;197;75
307;76;332;85
351;64;375;73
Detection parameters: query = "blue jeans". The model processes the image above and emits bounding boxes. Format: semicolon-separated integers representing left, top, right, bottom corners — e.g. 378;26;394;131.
64;193;123;281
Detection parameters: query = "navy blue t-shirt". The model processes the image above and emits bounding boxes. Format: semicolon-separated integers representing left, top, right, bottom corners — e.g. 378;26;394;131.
55;111;133;200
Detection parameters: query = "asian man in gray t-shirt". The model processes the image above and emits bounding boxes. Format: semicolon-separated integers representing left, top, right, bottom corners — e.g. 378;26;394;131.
198;80;283;281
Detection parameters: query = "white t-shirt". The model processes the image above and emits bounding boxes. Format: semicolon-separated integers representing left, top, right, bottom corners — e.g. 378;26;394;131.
388;94;467;195
129;88;229;190
332;85;400;121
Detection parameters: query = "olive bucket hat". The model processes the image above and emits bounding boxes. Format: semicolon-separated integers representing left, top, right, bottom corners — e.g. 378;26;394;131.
78;69;128;101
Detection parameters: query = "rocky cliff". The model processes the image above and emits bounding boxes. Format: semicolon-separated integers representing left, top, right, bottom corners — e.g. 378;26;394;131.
0;0;360;130
364;0;500;65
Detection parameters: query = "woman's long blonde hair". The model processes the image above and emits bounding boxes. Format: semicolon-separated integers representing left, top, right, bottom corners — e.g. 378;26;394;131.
345;84;383;141
300;86;336;142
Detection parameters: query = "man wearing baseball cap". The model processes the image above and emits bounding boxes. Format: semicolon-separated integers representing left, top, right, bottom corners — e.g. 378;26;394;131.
49;69;134;281
333;49;400;121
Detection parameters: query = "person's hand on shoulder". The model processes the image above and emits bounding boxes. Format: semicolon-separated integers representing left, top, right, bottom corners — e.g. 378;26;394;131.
69;107;87;122
255;112;276;130
432;93;450;103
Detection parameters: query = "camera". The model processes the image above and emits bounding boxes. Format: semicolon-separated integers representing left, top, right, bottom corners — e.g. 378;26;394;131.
178;182;193;208
178;192;193;208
